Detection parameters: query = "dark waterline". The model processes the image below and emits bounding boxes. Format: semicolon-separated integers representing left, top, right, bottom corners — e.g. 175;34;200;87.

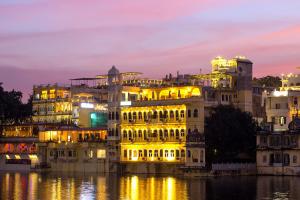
0;172;299;200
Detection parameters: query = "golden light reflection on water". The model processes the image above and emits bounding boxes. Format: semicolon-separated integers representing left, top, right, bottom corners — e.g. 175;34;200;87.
28;173;38;200
1;172;291;200
0;172;200;200
119;176;189;200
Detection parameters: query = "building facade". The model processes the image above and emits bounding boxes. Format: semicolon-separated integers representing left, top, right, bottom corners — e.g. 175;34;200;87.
257;119;300;175
28;56;254;173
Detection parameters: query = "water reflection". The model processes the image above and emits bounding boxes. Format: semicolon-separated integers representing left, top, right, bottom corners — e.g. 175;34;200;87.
0;172;300;200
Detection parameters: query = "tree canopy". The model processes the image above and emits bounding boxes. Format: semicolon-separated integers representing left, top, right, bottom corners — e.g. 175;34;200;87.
205;105;257;164
0;83;32;125
253;76;281;88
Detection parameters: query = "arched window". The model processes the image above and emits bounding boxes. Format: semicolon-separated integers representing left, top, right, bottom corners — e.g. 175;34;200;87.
133;112;137;120
175;129;179;138
148;112;152;120
123;130;127;138
181;150;185;157
164;110;168;119
193;109;198;118
164;129;168;137
159;111;164;120
293;155;297;163
128;112;132;120
123;113;127;120
138;130;142;138
170;129;174;137
143;130;147;140
180;129;185;137
188;109;191;118
138;112;143;120
128;130;132;139
153;130;158;137
108;112;112;120
175;110;179;119
153;111;158;119
170;110;174;119
180;110;185;118
159;129;163;138
116;112;119;120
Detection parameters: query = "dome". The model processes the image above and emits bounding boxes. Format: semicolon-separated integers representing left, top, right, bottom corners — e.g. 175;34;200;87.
108;65;120;76
288;117;300;131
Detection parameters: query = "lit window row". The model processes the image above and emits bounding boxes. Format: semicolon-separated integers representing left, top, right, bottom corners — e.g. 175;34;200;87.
123;148;185;161
122;129;185;140
122;109;198;122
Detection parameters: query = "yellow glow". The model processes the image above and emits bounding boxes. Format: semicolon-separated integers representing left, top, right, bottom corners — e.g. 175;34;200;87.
29;155;38;159
121;104;186;113
97;149;106;158
41;90;48;99
15;155;21;159
131;176;139;200
121;144;185;163
5;155;10;159
49;89;56;99
191;88;201;96
166;155;175;161
167;177;175;200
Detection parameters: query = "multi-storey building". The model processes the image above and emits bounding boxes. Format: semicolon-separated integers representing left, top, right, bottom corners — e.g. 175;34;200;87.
197;56;253;114
32;84;72;124
257;119;300;175
263;73;300;131
70;84;108;127
119;86;205;172
0;124;40;170
31;55;254;173
256;73;300;175
32;81;108;127
38;126;107;172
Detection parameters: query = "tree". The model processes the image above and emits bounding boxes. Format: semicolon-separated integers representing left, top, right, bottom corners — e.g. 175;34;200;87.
205;105;257;165
0;83;32;125
253;76;281;88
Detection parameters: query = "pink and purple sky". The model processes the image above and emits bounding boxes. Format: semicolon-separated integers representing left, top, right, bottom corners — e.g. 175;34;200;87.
0;0;300;99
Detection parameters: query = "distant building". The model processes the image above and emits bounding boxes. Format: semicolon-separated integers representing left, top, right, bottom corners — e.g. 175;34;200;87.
37;126;107;172
32;82;108;128
257;119;300;175
263;73;300;131
0;124;40;170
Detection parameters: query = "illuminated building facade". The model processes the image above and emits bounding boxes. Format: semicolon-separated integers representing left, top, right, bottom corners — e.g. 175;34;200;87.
30;56;254;173
32;82;108;127
197;56;253;113
70;85;108;127
37;126;107;172
0;124;39;170
119;88;205;166
32;84;72;124
102;66;206;172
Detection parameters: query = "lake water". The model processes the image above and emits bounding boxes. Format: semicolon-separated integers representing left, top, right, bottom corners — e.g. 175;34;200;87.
0;172;299;200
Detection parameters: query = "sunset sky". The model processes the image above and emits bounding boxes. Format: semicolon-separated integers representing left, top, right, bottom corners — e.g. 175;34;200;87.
0;0;300;99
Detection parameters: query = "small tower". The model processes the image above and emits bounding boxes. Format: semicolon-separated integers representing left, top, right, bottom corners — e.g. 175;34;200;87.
108;66;121;86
